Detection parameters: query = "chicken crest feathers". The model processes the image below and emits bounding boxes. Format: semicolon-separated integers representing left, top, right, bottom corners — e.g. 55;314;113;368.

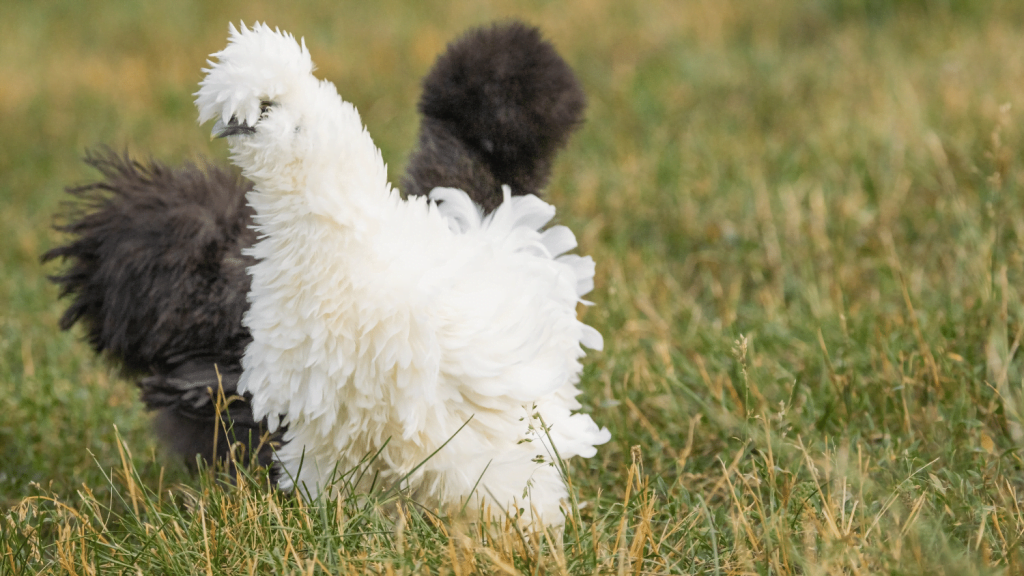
418;22;585;172
196;22;314;128
404;21;587;210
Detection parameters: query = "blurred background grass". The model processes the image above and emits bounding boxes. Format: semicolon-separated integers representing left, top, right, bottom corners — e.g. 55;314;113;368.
4;0;1024;573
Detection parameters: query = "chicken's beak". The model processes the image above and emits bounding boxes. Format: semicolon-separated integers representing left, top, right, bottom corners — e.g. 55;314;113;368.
211;116;256;139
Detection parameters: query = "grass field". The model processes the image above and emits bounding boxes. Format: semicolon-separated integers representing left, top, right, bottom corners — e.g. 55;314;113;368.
4;0;1024;573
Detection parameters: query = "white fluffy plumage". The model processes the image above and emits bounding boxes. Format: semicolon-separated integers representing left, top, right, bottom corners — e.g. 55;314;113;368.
196;22;609;526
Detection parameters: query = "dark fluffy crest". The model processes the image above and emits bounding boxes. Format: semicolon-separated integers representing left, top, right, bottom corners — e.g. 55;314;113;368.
403;21;587;211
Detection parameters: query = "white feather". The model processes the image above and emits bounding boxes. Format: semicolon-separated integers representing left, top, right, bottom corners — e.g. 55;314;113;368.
197;23;609;528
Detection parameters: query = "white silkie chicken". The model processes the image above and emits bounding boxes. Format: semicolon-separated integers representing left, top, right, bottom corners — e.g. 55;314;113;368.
195;23;609;526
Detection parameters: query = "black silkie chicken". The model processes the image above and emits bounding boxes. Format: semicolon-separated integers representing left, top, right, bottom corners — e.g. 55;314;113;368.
43;21;588;474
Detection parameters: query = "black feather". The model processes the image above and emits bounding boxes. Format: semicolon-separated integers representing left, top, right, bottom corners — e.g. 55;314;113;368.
141;356;277;471
403;21;587;212
41;149;276;471
43;149;255;374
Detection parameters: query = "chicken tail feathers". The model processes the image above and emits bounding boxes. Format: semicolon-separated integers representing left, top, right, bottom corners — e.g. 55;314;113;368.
42;148;274;473
42;147;256;375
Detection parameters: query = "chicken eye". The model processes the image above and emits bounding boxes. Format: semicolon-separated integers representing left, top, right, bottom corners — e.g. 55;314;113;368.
259;100;274;117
